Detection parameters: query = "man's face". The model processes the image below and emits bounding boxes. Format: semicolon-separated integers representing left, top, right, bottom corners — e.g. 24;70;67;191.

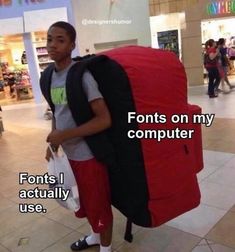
46;26;75;62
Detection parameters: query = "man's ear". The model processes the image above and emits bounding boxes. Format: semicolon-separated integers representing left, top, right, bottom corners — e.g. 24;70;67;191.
71;42;75;51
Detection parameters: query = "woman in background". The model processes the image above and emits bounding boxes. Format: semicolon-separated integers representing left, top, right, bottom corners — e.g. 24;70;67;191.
204;39;221;98
217;38;234;92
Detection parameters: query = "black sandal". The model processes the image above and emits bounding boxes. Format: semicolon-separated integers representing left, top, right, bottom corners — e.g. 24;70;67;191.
70;236;99;251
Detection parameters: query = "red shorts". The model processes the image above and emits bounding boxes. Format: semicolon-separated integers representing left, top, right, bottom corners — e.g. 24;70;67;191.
69;158;113;233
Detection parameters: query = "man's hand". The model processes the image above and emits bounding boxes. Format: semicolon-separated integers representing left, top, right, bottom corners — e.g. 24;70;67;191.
45;145;58;162
47;129;65;146
45;146;53;162
45;99;111;147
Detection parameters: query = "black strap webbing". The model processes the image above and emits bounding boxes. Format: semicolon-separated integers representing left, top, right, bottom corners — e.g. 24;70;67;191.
124;218;133;243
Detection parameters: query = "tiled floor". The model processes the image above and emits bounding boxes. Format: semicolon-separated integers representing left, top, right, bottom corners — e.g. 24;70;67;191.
0;79;235;252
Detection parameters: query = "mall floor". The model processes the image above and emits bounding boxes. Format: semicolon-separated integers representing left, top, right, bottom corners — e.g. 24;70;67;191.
0;79;235;252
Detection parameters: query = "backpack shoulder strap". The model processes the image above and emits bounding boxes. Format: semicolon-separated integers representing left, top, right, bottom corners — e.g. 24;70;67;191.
40;63;55;113
66;56;117;168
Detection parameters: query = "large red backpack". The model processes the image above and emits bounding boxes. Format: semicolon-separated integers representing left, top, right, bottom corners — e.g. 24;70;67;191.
40;46;203;241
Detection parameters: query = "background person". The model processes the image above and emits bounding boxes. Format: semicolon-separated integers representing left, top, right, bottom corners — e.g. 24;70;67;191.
217;38;234;92
204;39;221;98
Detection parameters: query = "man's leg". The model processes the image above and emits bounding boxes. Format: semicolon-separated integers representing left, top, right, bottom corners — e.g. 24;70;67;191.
70;158;113;251
100;222;113;247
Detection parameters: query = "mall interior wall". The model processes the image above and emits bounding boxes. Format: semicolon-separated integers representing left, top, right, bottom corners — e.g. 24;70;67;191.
71;0;152;55
181;3;203;86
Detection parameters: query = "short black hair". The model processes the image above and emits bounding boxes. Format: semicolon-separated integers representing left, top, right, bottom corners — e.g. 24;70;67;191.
205;39;215;48
49;21;76;43
217;38;225;45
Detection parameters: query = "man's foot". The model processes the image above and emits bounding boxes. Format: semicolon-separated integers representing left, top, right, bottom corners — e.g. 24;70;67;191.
209;94;218;98
215;88;223;93
71;236;99;251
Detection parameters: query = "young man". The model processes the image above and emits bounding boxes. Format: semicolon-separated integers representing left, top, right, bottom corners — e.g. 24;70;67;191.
42;21;113;252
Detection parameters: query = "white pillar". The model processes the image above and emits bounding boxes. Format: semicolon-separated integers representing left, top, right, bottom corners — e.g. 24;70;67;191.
23;32;43;104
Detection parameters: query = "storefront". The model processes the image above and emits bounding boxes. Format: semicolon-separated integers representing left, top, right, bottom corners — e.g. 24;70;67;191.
181;0;235;85
0;33;47;103
0;0;76;105
149;0;235;86
201;16;235;78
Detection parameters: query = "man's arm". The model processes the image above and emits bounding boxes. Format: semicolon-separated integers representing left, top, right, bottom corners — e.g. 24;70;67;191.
45;115;57;161
51;116;56;131
46;98;111;146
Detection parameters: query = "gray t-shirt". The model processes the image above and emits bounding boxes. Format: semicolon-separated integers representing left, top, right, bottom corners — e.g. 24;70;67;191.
50;61;103;161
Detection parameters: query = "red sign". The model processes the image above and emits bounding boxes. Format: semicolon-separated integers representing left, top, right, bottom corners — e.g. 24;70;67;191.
0;0;45;7
0;0;11;6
